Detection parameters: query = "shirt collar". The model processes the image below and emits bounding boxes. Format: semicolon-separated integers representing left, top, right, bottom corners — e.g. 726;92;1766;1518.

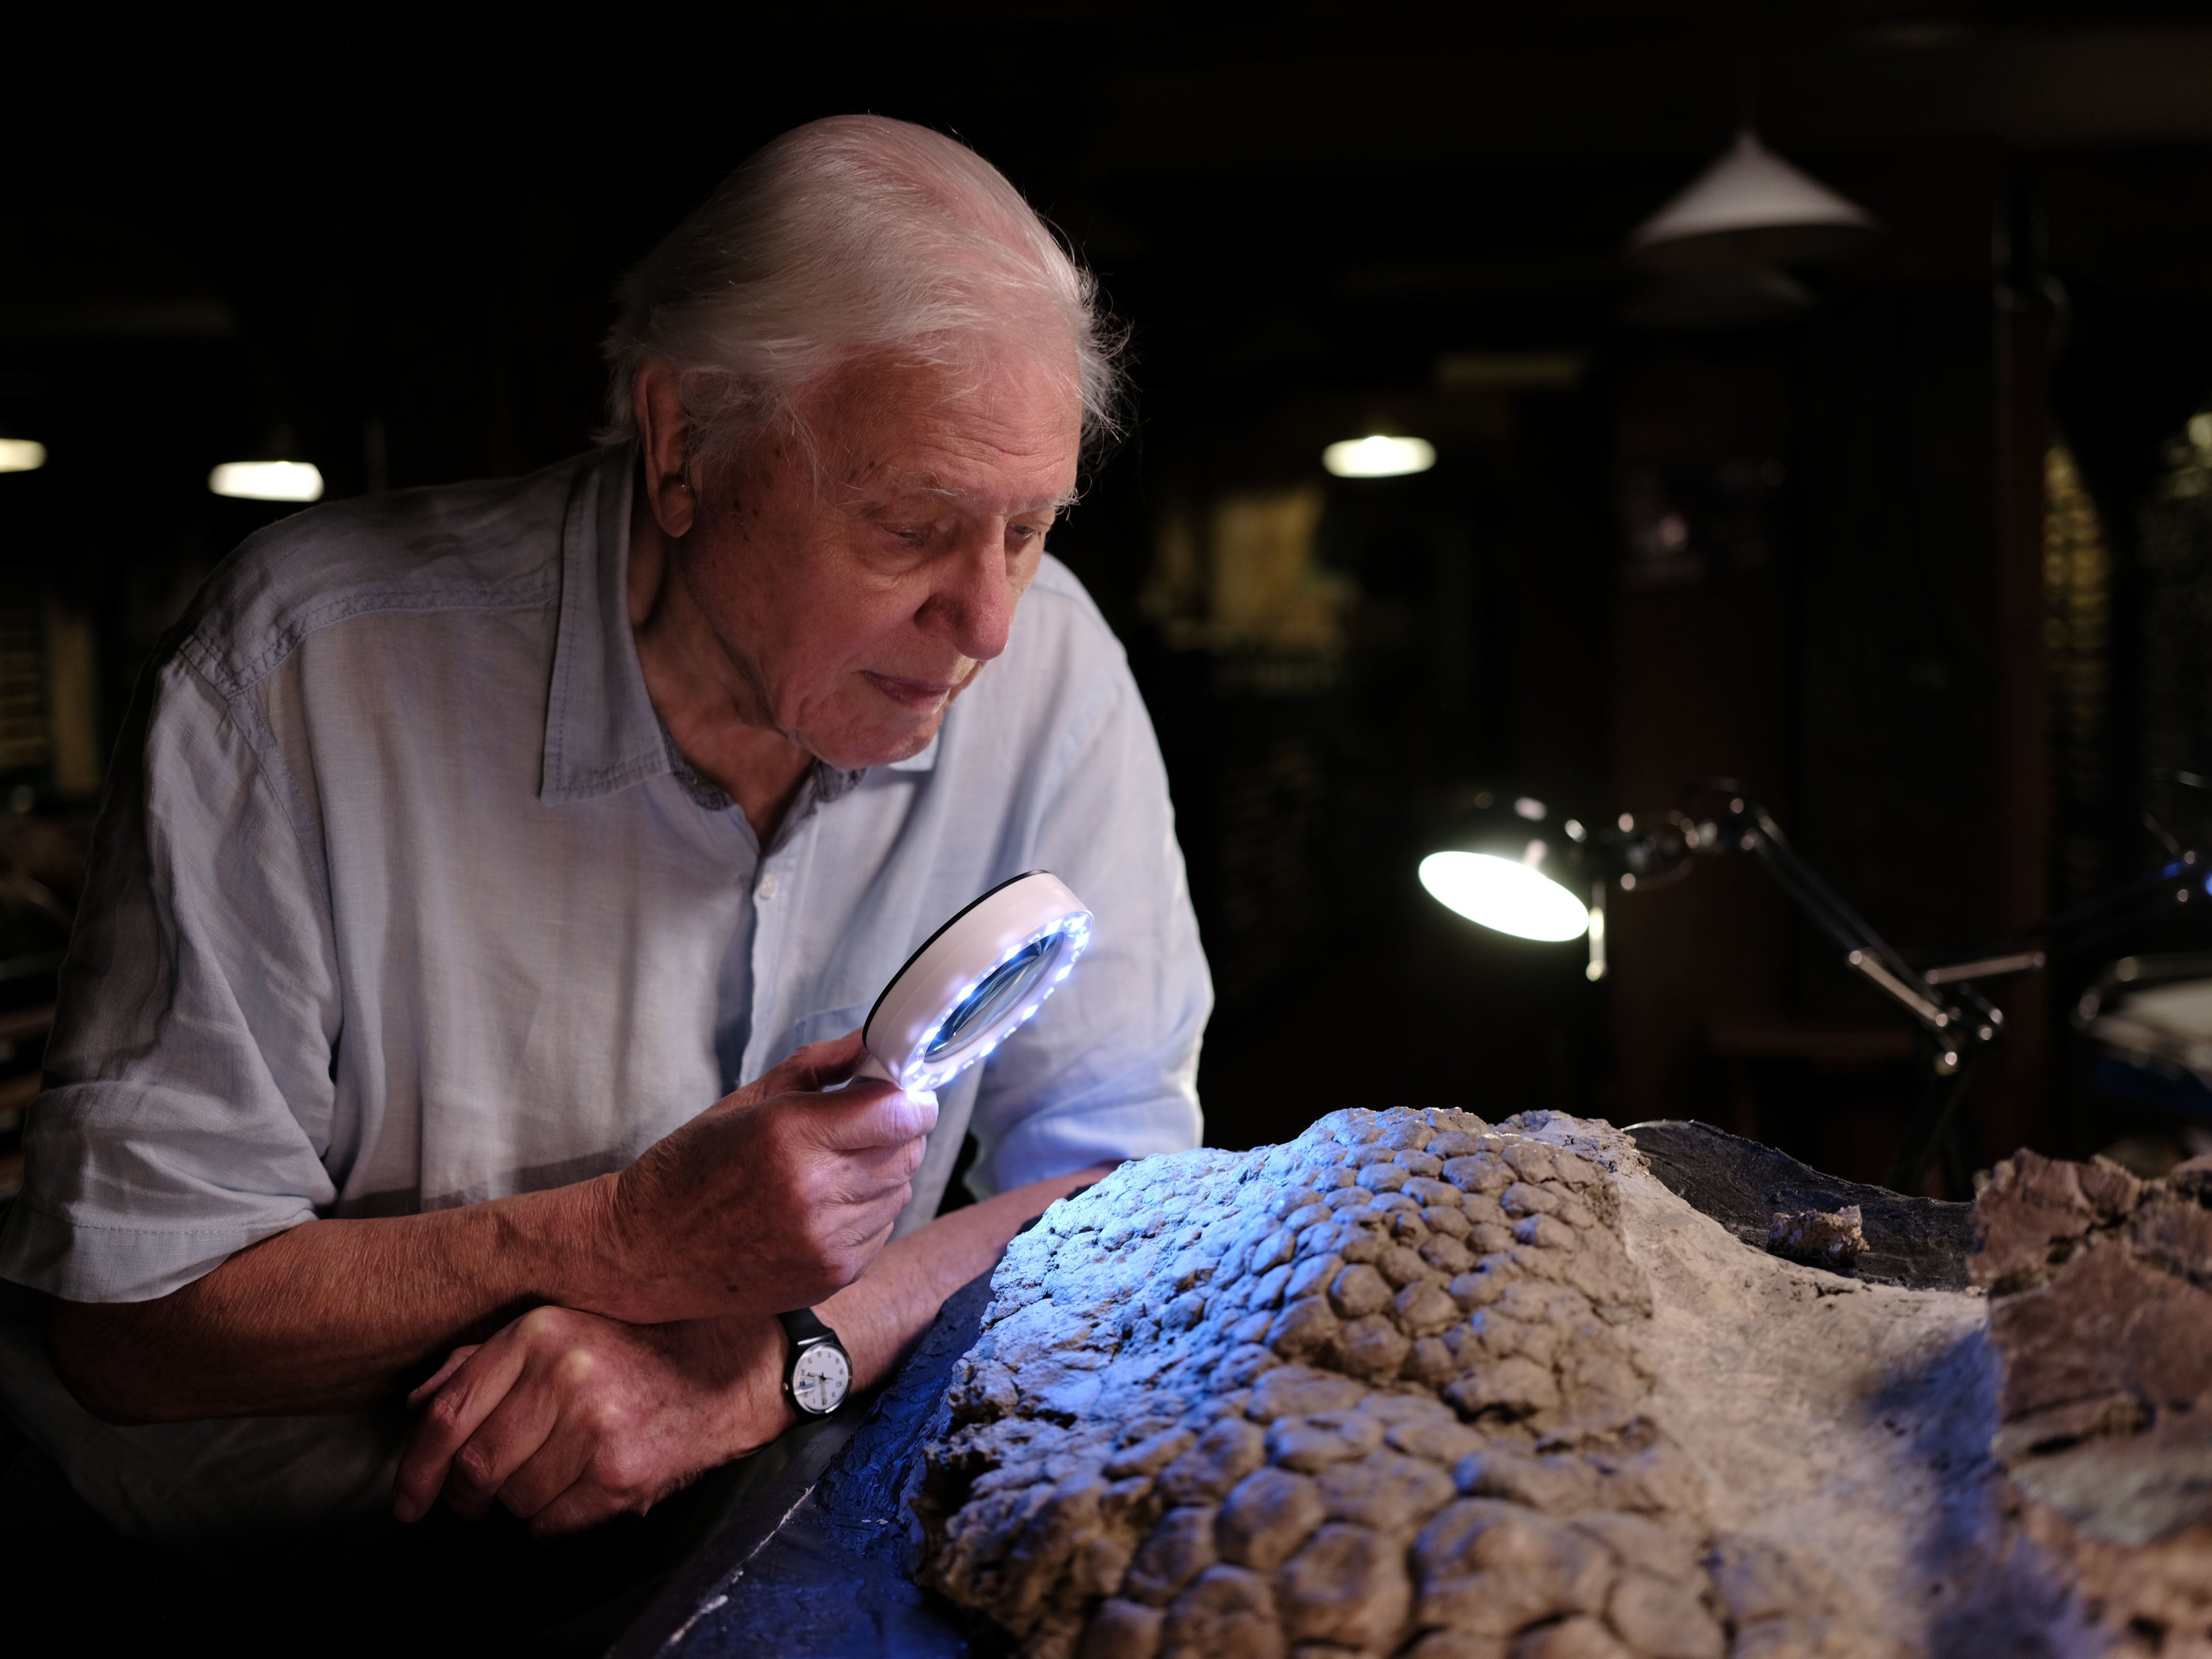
540;444;944;805
542;446;665;804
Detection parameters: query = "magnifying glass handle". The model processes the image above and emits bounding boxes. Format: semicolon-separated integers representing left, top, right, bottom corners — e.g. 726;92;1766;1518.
841;1049;937;1109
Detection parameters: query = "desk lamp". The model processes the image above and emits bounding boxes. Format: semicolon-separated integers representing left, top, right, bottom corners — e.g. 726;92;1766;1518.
1420;785;2045;1190
855;871;1093;1098
1419;791;1691;984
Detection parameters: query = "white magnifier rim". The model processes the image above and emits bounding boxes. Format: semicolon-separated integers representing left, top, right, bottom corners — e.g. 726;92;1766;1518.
857;870;1093;1094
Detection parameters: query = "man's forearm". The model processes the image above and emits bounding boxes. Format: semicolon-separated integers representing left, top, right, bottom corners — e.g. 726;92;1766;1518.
645;1165;1111;1466
380;1162;1119;1526
52;1154;1108;1428
817;1163;1111;1392
48;1175;624;1422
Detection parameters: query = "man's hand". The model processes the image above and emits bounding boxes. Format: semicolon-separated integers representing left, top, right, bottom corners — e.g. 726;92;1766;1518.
391;1306;792;1532
601;1031;937;1324
395;1160;1114;1533
46;1030;935;1424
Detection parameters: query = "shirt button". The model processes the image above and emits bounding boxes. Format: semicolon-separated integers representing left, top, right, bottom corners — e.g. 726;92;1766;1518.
758;873;779;900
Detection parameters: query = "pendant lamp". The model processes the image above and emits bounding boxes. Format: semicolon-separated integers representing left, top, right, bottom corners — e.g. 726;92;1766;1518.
1629;129;1875;273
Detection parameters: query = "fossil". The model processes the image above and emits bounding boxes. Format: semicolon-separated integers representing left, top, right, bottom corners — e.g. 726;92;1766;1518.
1765;1205;1866;1271
912;1107;2211;1659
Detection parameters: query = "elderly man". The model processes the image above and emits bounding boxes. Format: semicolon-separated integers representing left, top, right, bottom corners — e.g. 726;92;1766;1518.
0;115;1208;1618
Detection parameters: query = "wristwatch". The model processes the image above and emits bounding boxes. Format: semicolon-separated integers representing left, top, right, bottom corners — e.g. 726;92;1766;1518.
778;1308;853;1417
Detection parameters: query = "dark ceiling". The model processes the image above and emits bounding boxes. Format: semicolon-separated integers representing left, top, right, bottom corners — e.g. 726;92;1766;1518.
8;7;2212;490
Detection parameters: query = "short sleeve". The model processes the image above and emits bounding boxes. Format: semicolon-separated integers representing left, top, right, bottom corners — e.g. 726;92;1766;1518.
966;644;1211;1196
0;653;342;1302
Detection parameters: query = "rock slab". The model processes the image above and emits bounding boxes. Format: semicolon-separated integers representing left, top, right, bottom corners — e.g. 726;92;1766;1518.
1971;1147;2212;1649
915;1110;2212;1659
919;1111;1894;1657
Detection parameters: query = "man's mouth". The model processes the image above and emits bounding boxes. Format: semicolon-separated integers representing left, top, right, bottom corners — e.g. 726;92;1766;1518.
861;670;959;711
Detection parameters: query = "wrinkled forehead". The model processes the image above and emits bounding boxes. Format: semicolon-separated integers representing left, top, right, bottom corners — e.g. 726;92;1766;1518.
806;349;1083;509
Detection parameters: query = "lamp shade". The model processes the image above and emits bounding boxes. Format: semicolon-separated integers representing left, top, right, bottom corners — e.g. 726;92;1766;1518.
1419;793;1595;944
1420;851;1589;943
1629;130;1875;273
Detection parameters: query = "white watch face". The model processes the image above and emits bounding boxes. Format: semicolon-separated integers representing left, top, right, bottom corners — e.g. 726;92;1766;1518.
790;1342;851;1414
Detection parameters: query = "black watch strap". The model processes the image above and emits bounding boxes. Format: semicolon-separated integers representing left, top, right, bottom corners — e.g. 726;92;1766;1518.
778;1307;838;1346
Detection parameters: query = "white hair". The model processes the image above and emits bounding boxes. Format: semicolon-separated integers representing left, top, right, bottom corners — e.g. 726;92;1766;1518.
599;115;1125;471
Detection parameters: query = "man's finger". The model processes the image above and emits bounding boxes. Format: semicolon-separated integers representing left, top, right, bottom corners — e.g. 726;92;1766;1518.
844;1218;900;1273
826;1209;904;1271
809;1085;938;1152
392;1334;529;1522
526;1476;636;1538
526;1453;700;1539
766;1030;867;1094
439;1375;566;1521
829;1131;931;1187
406;1343;481;1409
838;1132;930;1184
496;1414;607;1522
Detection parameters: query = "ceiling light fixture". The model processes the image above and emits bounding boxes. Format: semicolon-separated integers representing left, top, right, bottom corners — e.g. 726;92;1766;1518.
1323;435;1436;479
1629;129;1875;272
0;439;47;473
209;460;325;502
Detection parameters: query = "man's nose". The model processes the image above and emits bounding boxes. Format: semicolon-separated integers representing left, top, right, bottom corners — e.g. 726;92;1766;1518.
918;529;1018;662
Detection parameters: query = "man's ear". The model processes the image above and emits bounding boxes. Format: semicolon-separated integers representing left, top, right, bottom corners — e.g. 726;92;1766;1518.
632;364;697;539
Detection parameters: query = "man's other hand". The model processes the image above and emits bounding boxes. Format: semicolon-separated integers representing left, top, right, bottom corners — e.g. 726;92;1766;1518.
601;1031;936;1324
391;1306;791;1532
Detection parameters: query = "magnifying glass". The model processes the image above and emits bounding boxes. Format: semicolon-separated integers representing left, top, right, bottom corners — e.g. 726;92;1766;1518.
853;870;1093;1097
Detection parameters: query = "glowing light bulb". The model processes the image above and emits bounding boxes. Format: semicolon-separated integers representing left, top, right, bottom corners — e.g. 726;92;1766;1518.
210;461;324;502
1322;436;1436;479
0;439;47;473
1419;851;1590;943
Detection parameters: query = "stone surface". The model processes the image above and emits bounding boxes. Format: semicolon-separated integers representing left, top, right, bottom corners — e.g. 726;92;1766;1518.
1629;1120;1970;1290
1765;1205;1866;1271
913;1109;2212;1659
1970;1148;2212;1650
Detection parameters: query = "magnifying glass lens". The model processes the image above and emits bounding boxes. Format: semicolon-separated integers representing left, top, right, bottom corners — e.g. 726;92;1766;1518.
923;935;1056;1061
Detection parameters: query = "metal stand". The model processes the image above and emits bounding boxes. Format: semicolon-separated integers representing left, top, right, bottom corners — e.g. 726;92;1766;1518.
1634;788;2035;1194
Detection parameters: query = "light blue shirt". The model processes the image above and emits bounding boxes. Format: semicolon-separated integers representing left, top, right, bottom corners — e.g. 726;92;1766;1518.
0;445;1209;1542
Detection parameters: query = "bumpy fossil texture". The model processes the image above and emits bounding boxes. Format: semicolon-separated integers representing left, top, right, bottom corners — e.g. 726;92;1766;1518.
919;1107;1813;1659
916;1107;2212;1659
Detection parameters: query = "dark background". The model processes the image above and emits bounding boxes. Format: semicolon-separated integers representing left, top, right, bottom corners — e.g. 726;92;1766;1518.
8;4;2212;1193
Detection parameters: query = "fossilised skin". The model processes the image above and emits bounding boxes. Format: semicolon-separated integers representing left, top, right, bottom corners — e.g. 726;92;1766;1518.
915;1106;1867;1659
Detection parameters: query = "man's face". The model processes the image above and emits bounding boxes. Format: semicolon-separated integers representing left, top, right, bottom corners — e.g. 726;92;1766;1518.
676;353;1082;771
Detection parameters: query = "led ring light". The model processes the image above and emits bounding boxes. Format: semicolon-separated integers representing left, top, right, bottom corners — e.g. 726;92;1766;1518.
853;870;1093;1097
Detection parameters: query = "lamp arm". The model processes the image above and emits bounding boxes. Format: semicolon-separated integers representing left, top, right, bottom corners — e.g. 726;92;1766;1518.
1644;785;2001;1193
1711;801;1992;1052
1978;853;2203;958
